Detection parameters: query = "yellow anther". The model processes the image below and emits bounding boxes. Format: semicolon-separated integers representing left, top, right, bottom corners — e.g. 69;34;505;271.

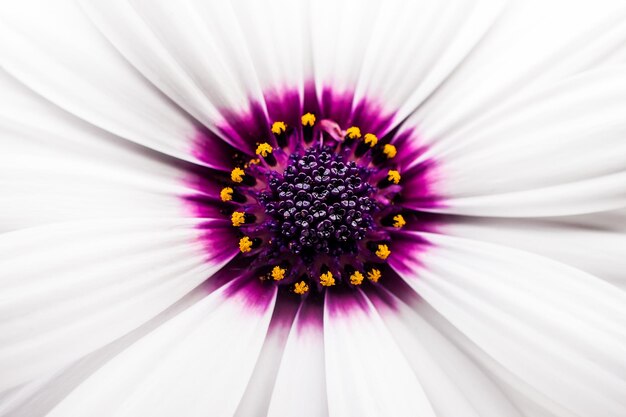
345;126;361;139
364;133;378;147
255;142;273;157
383;144;397;159
238;236;253;253
367;268;382;283
392;214;406;229
349;271;364;285
320;271;336;287
301;113;316;126
294;280;309;295
231;211;246;227
271;121;287;134
387;169;401;185
375;244;391;260
244;158;260;168
220;187;233;202
271;266;286;281
231;167;245;183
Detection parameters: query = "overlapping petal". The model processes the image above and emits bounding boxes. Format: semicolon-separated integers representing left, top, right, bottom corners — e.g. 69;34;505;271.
392;232;626;417
44;280;276;417
0;218;235;391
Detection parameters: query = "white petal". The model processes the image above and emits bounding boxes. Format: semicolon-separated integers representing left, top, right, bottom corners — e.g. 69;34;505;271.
410;0;626;146
323;291;437;417
406;296;579;417
416;67;626;216
0;69;205;231
392;232;626;417
369;289;522;417
267;302;328;417
0;0;210;165
234;300;298;417
354;0;505;128
0;218;235;391
230;0;308;92
45;281;277;417
309;0;381;93
442;209;626;286
80;0;268;148
0;280;217;417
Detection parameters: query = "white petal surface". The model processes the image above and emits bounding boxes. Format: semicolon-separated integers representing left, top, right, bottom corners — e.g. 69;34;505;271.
324;291;437;417
0;279;221;417
369;289;523;417
0;0;211;165
0;218;235;391
410;0;626;147
407;297;577;417
392;232;626;417
0;69;202;231
234;300;298;417
45;281;277;417
309;0;381;93
408;67;626;216
442;209;626;287
353;0;505;127
267;302;328;417
80;0;267;150
230;0;308;93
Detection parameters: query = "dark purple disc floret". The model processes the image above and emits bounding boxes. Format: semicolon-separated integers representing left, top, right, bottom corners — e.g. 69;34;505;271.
259;146;377;262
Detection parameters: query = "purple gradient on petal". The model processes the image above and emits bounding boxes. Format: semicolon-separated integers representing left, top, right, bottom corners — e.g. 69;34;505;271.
294;299;325;333
264;88;303;128
362;282;400;312
303;82;322;115
401;159;445;210
218;101;270;154
320;87;354;128
196;220;239;265
191;126;244;171
350;99;394;136
267;292;301;333
325;289;372;319
387;231;432;276
389;127;445;210
224;275;278;314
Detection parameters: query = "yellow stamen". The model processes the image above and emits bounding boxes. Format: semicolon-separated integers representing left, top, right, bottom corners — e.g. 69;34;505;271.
345;126;361;139
220;187;233;202
392;214;406;228
255;142;273;157
271;266;286;281
231;167;245;183
387;169;401;184
294;280;309;295
364;133;378;147
383;144;397;159
320;271;336;287
349;271;364;285
244;158;260;168
301;113;316;126
271;121;287;134
367;268;382;283
231;211;246;227
238;236;253;253
375;244;391;260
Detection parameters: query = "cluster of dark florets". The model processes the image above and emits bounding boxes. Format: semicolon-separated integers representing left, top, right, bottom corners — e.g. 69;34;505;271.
259;146;377;262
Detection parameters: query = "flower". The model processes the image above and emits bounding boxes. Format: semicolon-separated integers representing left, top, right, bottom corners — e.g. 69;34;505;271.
1;1;626;416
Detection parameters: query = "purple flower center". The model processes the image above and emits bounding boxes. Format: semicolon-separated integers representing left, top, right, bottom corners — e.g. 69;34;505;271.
222;115;406;294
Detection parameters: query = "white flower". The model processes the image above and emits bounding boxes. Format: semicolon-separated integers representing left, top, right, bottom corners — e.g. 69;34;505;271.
1;0;626;416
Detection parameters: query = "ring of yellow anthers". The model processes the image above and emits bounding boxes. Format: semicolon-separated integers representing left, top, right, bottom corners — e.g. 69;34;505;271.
220;115;406;296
